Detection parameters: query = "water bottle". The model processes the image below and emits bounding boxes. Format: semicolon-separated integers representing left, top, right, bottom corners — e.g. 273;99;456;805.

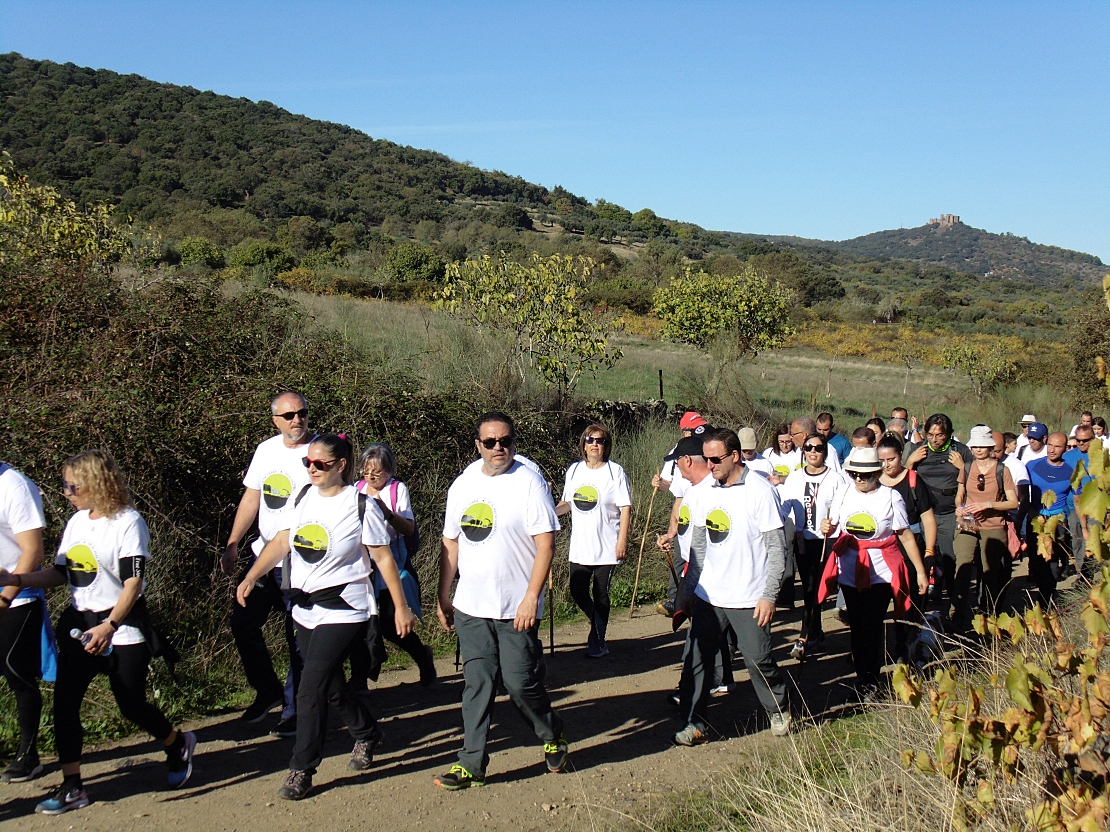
70;628;113;655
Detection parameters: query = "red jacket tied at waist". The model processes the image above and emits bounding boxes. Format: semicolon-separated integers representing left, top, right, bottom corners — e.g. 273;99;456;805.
816;533;912;619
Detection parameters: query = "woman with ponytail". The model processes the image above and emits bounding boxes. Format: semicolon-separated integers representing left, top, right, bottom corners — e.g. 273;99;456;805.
237;434;415;801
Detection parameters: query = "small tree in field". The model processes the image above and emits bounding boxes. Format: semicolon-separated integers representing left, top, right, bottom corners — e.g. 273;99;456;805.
437;254;622;395
652;266;795;395
942;337;1016;401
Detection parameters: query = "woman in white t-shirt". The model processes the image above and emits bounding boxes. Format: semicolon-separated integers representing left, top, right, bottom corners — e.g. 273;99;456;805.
237;434;414;802
0;461;47;784
0;450;195;815
763;423;799;480
819;447;928;693
356;442;435;686
555;424;631;658
781;433;847;661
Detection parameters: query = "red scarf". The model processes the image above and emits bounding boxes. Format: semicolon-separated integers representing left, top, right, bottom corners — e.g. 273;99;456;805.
816;532;912;619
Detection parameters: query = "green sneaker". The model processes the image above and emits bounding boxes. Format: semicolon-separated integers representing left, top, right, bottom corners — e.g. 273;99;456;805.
434;764;485;790
543;736;569;773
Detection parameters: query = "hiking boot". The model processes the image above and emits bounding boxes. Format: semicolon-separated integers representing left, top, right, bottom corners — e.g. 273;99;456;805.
271;716;297;738
1;751;43;783
789;639;806;661
277;770;312;800
434;764;485;790
770;711;792;737
241;691;283;723
166;731;197;789
418;645;438;687
655;601;674;618
35;783;90;815
672;724;708;746
544;736;569;773
349;726;385;771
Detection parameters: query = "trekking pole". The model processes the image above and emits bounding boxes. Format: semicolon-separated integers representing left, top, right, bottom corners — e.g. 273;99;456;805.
547;567;555;655
629;470;661;618
454;636;460;672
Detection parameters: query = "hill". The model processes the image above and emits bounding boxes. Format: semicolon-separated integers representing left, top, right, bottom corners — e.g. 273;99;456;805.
813;219;1103;285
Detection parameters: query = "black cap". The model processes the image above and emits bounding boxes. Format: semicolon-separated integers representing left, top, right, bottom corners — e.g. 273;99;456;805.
665;434;709;461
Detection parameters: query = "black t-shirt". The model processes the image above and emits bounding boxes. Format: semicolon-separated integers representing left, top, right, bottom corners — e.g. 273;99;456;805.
902;440;973;515
888;470;934;527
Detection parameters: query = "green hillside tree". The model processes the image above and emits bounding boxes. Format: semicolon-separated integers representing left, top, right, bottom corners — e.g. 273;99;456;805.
179;236;225;269
437;254;622;394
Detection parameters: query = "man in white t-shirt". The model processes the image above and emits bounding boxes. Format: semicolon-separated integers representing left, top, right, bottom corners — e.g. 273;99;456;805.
221;391;313;733
434;412;565;790
0;461;47;782
1015;414;1037;452
1017;422;1048;462
674;429;792;746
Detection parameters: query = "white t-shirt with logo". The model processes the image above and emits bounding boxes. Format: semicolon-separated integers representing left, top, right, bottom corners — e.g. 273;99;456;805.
243;434;313;555
691;472;784;609
0;464;46;609
561;461;631;566
285;485;390;628
829;485;909;588
743;456;776;480
56;507;150;646
675;475;715;562
764;448;799;479
444;461;560;620
782;466;849;540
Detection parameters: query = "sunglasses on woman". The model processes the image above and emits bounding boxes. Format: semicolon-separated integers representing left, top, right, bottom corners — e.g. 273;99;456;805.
848;471;877;481
301;457;339;471
584;436;607;445
802;444;824;453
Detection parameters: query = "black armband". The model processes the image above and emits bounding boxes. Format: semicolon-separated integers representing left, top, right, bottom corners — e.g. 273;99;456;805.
119;556;147;581
54;563;68;578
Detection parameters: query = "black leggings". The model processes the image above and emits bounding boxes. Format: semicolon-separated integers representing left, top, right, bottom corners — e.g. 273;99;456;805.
0;598;43;758
54;615;173;765
841;583;894;690
377;591;430;662
291;620;378;774
569;563;615;642
795;538;827;641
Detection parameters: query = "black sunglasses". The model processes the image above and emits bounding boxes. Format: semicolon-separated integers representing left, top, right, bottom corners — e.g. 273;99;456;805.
705;454;733;465
276;408;308;421
479;436;514;450
584;436;607;445
976;473;985;491
848;471;877;481
62;480;80;495
802;444;824;453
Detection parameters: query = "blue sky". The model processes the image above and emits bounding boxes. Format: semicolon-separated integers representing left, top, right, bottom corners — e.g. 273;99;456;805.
2;1;1107;259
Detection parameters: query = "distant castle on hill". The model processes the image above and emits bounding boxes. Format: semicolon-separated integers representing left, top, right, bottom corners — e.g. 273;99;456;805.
929;214;961;227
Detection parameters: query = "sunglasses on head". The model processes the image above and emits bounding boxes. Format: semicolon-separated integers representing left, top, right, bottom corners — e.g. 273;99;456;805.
479;436;513;450
301;457;339;471
584;436;607;445
276;408;308;421
848;471;877;481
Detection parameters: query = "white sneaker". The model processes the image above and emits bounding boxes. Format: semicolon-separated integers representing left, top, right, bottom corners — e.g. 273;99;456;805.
769;711;793;737
709;684;734;698
789;639;806;661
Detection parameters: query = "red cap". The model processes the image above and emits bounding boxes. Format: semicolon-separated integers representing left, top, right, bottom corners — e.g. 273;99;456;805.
679;411;708;431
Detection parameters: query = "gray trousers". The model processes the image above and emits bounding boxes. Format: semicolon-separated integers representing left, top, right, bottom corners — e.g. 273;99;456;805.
680;596;788;730
455;611;563;776
934;511;957;614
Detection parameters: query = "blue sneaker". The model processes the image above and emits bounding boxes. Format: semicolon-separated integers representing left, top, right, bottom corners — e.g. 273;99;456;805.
166;731;197;789
36;783;90;815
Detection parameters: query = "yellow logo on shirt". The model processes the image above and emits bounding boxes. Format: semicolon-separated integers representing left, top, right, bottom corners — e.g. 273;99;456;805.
263;473;294;510
706;509;731;544
773;465;791;477
845;512;878;539
293;523;330;563
573;485;599;512
677;504;691;536
460;502;494;542
65;544;98;588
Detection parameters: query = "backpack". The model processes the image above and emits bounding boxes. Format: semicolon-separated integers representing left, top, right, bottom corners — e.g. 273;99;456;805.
387;479;421;561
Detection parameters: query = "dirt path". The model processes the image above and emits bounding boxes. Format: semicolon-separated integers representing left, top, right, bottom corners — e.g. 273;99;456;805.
0;561;1065;832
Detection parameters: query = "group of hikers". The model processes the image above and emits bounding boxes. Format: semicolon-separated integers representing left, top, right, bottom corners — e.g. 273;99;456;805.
0;392;1104;814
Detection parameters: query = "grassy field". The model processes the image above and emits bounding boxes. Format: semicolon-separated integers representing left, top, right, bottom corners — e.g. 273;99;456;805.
293;291;1084;442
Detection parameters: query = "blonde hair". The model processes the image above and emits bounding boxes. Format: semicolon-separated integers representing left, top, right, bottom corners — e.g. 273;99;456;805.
63;449;131;518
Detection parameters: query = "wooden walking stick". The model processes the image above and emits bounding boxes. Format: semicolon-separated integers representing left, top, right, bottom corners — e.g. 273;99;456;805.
629;470;661;618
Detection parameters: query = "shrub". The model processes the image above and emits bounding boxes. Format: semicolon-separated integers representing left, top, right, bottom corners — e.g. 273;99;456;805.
178;235;225;268
388;241;446;282
226;239;295;272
